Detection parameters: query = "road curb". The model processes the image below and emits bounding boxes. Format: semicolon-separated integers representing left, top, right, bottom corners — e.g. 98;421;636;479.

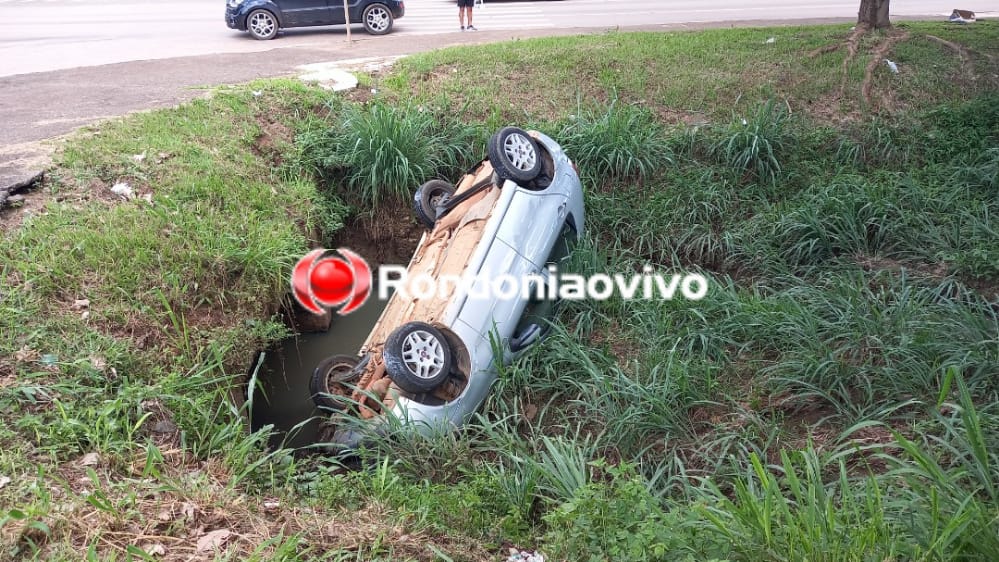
0;169;44;210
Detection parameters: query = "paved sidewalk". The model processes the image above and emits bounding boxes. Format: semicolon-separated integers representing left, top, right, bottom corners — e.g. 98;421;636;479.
0;18;855;201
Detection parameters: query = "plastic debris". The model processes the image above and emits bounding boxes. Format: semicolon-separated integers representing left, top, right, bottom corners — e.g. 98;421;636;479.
765;37;776;44
949;9;976;24
40;353;58;366
885;59;899;74
507;549;545;562
110;181;134;200
132;151;146;163
252;90;263;97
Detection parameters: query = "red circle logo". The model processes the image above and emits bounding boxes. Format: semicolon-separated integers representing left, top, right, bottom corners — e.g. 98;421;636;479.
291;248;372;315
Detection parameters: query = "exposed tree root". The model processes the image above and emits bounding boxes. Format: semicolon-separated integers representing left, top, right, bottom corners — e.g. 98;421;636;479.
861;29;909;108
839;26;868;98
926;34;976;82
807;26;871;102
808;26;920;113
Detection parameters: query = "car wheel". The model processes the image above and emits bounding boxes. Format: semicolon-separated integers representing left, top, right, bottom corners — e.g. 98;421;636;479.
247;9;278;40
488;127;542;183
362;3;394;35
310;354;362;411
413;179;456;229
383;322;453;394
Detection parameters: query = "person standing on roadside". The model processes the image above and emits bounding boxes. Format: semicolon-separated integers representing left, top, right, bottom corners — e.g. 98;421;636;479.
457;0;477;31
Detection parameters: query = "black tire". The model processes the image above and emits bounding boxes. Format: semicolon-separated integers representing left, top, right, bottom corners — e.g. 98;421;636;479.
246;9;279;40
413;179;455;229
383;322;453;394
310;354;362;411
362;3;394;35
488;127;542;184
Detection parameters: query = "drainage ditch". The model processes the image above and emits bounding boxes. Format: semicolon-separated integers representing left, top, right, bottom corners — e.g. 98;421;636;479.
248;207;424;450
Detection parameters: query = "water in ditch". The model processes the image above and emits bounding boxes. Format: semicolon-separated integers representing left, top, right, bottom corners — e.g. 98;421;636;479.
249;294;389;450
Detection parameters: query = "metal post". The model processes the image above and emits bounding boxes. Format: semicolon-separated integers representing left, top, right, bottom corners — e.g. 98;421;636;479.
343;0;351;43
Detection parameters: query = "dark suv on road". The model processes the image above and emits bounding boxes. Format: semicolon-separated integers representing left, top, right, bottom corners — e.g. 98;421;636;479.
226;0;404;39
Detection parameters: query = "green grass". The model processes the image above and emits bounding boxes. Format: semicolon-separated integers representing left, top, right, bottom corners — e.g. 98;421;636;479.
294;99;482;209
2;21;999;562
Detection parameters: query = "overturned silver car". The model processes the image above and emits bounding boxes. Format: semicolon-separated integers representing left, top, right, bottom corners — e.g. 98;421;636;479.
311;127;585;449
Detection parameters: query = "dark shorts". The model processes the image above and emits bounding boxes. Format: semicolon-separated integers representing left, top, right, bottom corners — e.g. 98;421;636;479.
457;0;475;7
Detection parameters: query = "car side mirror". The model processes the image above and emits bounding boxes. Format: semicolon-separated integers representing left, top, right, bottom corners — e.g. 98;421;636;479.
509;323;542;353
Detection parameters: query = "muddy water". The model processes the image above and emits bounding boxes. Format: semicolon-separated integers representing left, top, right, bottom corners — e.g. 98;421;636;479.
250;294;389;449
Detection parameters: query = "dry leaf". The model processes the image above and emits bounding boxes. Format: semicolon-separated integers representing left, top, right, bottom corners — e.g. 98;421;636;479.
181;502;196;520
80;452;100;466
523;403;539;422
196;529;232;553
89;356;106;371
72;299;90;310
14;346;38;363
143;543;166;556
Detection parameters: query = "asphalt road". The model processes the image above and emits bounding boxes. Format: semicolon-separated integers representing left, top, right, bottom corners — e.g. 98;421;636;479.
0;0;956;78
0;0;978;190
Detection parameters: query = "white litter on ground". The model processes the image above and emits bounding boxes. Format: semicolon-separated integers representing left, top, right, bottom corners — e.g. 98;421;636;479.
506;549;545;562
110;181;133;199
297;56;405;92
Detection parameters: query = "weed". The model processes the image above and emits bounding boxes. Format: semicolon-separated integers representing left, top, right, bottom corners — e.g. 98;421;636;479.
710;98;790;186
296;101;480;208
557;98;673;185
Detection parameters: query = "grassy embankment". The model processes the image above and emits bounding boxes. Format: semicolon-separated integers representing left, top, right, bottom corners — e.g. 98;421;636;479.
2;20;998;561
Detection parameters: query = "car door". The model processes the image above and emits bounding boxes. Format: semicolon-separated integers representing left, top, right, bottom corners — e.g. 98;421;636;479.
493;188;574;355
506;215;577;357
325;0;365;25
279;0;332;26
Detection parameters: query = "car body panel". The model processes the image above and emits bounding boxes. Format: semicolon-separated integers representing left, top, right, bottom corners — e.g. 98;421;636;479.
225;0;404;34
281;0;328;26
325;130;584;450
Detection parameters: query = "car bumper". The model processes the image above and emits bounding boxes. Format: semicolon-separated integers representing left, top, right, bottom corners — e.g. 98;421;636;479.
225;7;246;30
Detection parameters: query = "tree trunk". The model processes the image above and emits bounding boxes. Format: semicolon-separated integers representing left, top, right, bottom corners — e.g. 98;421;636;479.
858;0;891;29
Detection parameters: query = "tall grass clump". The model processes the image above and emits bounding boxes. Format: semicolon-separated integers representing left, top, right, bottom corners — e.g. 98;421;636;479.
834;117;915;171
961;147;999;192
710;98;790;186
296;101;480;207
558;98;672;185
766;177;910;267
880;370;999;559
